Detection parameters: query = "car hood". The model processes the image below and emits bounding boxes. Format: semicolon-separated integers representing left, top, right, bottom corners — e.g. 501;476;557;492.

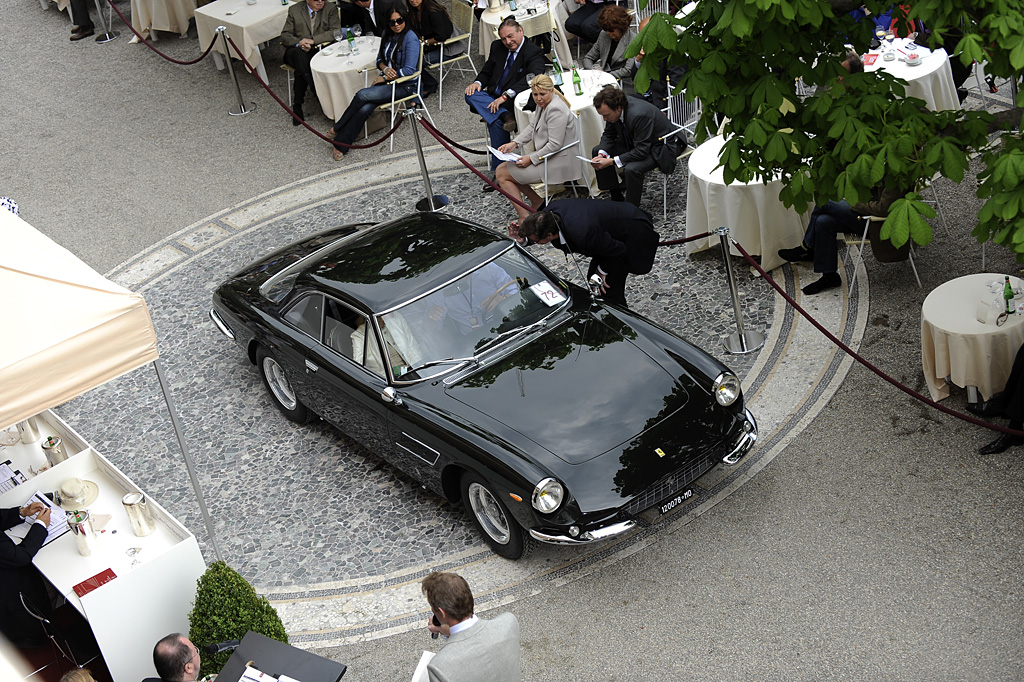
446;311;711;467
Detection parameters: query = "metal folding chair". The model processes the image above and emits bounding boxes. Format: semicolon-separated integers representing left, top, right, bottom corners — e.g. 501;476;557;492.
361;43;435;151
426;0;477;109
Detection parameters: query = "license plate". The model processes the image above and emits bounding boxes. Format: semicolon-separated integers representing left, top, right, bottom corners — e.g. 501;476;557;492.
659;488;693;515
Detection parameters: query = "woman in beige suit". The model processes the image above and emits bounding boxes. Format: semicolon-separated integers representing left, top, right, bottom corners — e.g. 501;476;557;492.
495;75;581;222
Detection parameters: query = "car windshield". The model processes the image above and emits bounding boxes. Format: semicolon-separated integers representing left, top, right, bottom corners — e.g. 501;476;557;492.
381;249;569;381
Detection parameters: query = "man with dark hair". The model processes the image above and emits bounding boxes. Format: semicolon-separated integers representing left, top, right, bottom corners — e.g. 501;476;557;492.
590;85;683;206
422;572;521;682
1;501;52;648
150;633;201;682
280;0;342;125
339;0;384;37
512;198;659;307
465;18;546;178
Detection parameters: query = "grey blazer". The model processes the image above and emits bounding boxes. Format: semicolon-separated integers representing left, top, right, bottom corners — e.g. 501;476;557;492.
427;613;521;682
597;95;683;173
582;28;637;81
511;95;581;184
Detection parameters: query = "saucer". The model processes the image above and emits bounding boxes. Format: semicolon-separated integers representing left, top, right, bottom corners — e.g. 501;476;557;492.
322;46;334;56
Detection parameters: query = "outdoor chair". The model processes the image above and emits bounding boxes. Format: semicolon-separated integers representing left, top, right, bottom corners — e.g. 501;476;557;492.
658;83;701;219
20;592;101;673
361;42;435;152
845;214;922;296
426;0;476;110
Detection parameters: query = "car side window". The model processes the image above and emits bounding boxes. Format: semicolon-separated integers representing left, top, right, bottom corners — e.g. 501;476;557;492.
283;294;324;340
323;299;362;362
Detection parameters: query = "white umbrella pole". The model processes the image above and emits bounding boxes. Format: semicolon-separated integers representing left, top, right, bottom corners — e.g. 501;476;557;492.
153;359;223;561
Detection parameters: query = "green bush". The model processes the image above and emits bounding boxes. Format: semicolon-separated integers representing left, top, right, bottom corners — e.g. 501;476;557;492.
188;561;288;678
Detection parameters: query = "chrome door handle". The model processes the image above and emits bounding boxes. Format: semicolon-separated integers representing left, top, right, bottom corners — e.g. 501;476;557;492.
305;359;318;372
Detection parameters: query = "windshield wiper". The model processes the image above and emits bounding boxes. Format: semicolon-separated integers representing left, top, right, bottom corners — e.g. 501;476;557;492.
474;319;549;356
408;356;476;374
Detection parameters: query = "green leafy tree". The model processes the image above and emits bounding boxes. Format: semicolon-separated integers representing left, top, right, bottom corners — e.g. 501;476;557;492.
188;561;289;678
631;0;1023;255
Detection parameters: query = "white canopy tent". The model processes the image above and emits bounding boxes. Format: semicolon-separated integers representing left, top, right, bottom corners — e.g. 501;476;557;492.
0;209;221;558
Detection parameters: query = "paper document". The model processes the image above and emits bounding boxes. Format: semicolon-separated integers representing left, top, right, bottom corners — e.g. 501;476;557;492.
0;461;25;494
411;650;435;682
577;155;597;163
8;491;71;546
487;146;521;162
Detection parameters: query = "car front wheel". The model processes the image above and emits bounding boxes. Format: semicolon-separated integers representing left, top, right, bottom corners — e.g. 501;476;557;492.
460;471;531;560
257;346;311;424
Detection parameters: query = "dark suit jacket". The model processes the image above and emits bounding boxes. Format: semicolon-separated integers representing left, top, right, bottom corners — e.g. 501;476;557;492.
597;96;682;173
476;38;546;104
1;506;48;638
1;507;46;570
338;1;383;37
546;199;658;275
280;1;342;47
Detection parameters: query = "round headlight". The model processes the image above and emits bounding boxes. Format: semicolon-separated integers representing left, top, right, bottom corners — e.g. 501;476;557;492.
531;478;565;513
712;372;741;406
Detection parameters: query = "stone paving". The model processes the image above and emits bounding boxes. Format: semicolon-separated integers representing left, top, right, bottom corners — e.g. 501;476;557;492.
54;137;868;646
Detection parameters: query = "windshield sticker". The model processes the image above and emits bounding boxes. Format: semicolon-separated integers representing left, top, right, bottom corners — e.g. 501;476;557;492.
530;281;567;306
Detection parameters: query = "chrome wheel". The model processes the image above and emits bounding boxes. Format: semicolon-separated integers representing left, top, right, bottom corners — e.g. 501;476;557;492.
262;355;297;410
467;481;511;545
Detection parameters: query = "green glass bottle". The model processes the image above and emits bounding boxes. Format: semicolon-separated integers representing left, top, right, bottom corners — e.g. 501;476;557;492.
571;66;582;96
347;27;355;50
1004;275;1015;314
552;55;563;87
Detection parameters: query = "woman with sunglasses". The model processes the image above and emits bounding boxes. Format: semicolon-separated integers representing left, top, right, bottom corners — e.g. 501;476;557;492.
327;3;420;161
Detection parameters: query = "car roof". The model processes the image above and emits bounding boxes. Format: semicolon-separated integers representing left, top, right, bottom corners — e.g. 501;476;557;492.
300;212;513;313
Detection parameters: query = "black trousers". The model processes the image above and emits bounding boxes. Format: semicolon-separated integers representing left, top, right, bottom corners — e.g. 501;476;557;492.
592;142;659;207
284;46;317;102
991;343;1024;427
70;0;94;30
587;259;628;307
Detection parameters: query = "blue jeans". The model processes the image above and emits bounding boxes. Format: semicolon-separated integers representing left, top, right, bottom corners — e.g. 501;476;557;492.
802;200;862;274
465;89;509;171
332;82;416;147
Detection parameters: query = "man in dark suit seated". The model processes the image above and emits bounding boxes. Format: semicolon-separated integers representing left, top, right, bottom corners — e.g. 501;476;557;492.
1;501;52;649
464;18;546;179
280;0;342;125
589;86;684;206
338;0;384;37
512;198;659;307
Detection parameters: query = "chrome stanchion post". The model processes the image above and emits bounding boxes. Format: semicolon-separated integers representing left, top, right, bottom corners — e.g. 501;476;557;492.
92;0;119;43
406;109;450;212
218;27;256;116
715;226;765;354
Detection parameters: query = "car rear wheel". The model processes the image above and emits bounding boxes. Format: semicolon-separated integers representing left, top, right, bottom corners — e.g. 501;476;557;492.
257;346;311;424
460;471;531;560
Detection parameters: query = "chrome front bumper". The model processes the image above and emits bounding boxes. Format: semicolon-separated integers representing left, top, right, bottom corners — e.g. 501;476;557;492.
529;520;636;545
722;408;757;465
209;308;235;340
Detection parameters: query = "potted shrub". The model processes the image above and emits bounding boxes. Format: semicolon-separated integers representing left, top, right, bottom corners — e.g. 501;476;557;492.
188;561;288;678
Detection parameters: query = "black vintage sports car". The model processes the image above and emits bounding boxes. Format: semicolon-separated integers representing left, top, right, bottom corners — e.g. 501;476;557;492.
210;212;756;559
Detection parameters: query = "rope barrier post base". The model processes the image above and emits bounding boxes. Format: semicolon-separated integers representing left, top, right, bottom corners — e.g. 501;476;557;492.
92;0;119;42
405;109;449;212
715;226;765;355
218;27;256;116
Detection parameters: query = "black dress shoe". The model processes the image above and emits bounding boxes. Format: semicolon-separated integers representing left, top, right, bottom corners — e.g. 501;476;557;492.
70;27;94;41
292;104;304;126
779;244;814;262
482;175;496;192
802;272;841;295
978;432;1024;455
966;396;1006;418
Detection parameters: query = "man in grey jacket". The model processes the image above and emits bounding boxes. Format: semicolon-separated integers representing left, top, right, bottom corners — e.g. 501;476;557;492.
423;572;521;682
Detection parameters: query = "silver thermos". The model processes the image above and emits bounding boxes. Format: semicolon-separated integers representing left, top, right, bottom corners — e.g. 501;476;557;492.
42;436;68;467
122;492;156;537
68;510;97;556
16;417;42;444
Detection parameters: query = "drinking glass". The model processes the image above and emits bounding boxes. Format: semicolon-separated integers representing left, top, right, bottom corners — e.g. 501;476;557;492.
333;29;342;43
352;25;362;54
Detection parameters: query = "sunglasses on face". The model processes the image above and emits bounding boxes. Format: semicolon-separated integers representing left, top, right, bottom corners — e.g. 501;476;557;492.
389;17;405;25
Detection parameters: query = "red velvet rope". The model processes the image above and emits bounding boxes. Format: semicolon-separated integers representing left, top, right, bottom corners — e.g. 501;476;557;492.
102;0;216;65
732;239;1024;437
224;34;405;148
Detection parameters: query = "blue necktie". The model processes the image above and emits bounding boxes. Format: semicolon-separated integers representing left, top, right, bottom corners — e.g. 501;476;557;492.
498;51;515;91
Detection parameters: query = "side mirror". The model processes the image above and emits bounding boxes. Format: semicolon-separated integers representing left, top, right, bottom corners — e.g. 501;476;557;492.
381;387;403;406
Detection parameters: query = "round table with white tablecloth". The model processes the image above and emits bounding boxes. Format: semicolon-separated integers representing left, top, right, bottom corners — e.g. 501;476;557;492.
685;135;810;272
512;69;616;195
921;273;1024;402
864;37;960;111
311;37;382;120
130;0;197;40
195;0;296;82
478;0;555;55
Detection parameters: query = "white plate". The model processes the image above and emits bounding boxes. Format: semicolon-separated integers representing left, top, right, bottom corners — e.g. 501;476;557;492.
322;46;334;56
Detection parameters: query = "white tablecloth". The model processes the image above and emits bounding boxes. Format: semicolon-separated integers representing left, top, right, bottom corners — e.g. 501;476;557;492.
865;37;960;111
921;273;1024;401
478;0;555;56
195;0;297;81
311;37;381;120
131;0;197;38
513;69;616;195
685;135;810;272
